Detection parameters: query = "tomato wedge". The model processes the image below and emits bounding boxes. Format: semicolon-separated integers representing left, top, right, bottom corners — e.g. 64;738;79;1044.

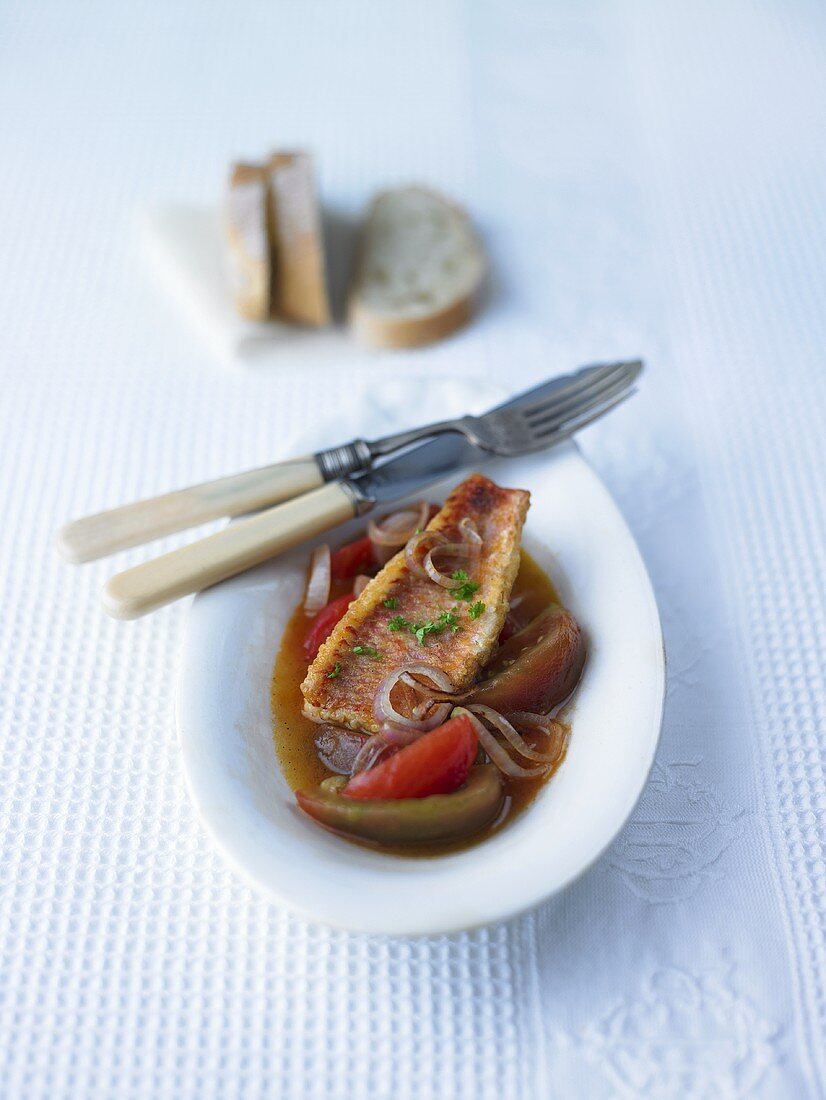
344;715;478;800
471;604;585;713
303;593;355;661
330;536;375;580
296;767;503;845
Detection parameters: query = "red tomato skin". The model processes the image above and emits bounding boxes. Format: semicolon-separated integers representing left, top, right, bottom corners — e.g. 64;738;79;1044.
330;537;375;580
344;716;478;800
303;593;355;661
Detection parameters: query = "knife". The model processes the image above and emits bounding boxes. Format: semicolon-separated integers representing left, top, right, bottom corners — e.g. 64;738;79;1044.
58;360;634;564
102;363;640;619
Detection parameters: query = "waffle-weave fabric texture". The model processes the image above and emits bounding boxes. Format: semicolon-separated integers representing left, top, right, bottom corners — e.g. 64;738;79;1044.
0;1;824;1097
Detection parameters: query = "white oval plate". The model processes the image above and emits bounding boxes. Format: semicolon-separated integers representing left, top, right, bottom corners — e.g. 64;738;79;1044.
177;441;664;935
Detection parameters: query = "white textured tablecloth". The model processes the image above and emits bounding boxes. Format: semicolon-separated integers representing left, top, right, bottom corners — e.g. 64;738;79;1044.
1;2;824;1097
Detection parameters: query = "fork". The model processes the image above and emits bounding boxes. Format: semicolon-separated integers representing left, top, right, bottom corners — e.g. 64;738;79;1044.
328;358;642;470
58;360;641;565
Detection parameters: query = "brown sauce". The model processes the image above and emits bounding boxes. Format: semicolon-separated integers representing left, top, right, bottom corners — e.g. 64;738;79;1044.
270;550;569;856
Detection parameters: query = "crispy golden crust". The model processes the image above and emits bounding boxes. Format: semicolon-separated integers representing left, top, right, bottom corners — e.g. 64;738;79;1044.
301;474;530;733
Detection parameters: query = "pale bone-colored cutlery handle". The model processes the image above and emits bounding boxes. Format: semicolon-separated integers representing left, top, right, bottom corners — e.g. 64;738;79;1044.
56;456;324;563
102;482;359;620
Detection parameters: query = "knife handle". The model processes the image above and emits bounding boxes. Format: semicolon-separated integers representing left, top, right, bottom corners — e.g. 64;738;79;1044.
57;456;324;563
102;482;360;620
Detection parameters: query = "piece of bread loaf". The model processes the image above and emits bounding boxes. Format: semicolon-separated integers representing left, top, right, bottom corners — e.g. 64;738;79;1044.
225;151;330;326
348;185;486;348
266;152;330;326
225;163;270;321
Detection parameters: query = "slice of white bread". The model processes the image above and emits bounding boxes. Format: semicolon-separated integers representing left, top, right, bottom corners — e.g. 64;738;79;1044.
265;152;330;326
225;163;270;321
348;185;486;348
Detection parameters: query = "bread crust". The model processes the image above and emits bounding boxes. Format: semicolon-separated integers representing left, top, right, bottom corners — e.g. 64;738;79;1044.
301;475;529;733
349;292;476;349
226;163;270;321
266;151;330;326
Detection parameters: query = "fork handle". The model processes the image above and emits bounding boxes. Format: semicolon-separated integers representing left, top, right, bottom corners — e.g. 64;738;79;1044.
102;482;363;620
57;456;324;563
367;417;472;459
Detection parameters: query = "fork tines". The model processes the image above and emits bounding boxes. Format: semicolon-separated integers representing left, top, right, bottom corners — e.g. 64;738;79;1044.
521;360;641;446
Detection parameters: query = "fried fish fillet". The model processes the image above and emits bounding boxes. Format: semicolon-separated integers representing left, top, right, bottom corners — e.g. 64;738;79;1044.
301;474;530;733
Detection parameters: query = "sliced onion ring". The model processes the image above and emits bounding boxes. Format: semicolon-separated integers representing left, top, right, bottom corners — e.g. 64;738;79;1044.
467;704;559;762
407;516;481;586
398;664;455;699
423;543;475;587
399;672;472;705
351;734;392;775
458;517;482;551
368;500;429;547
452;707;547;778
410;694;465;721
397;666;457;693
378;721;424;748
353;574;371;597
508;711;569;767
405;530;448;577
304;543;331;615
373;664;458;730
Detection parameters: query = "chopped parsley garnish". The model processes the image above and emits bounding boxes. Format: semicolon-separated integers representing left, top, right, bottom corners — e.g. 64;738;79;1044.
352;645;382;659
387;609;461;645
383;597;398;609
326;662;342;679
415;609;461;644
450;569;481;601
468;601;486;620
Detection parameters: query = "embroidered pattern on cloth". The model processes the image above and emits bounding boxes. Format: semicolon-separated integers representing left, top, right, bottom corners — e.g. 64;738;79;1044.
574;968;782;1100
606;761;745;903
